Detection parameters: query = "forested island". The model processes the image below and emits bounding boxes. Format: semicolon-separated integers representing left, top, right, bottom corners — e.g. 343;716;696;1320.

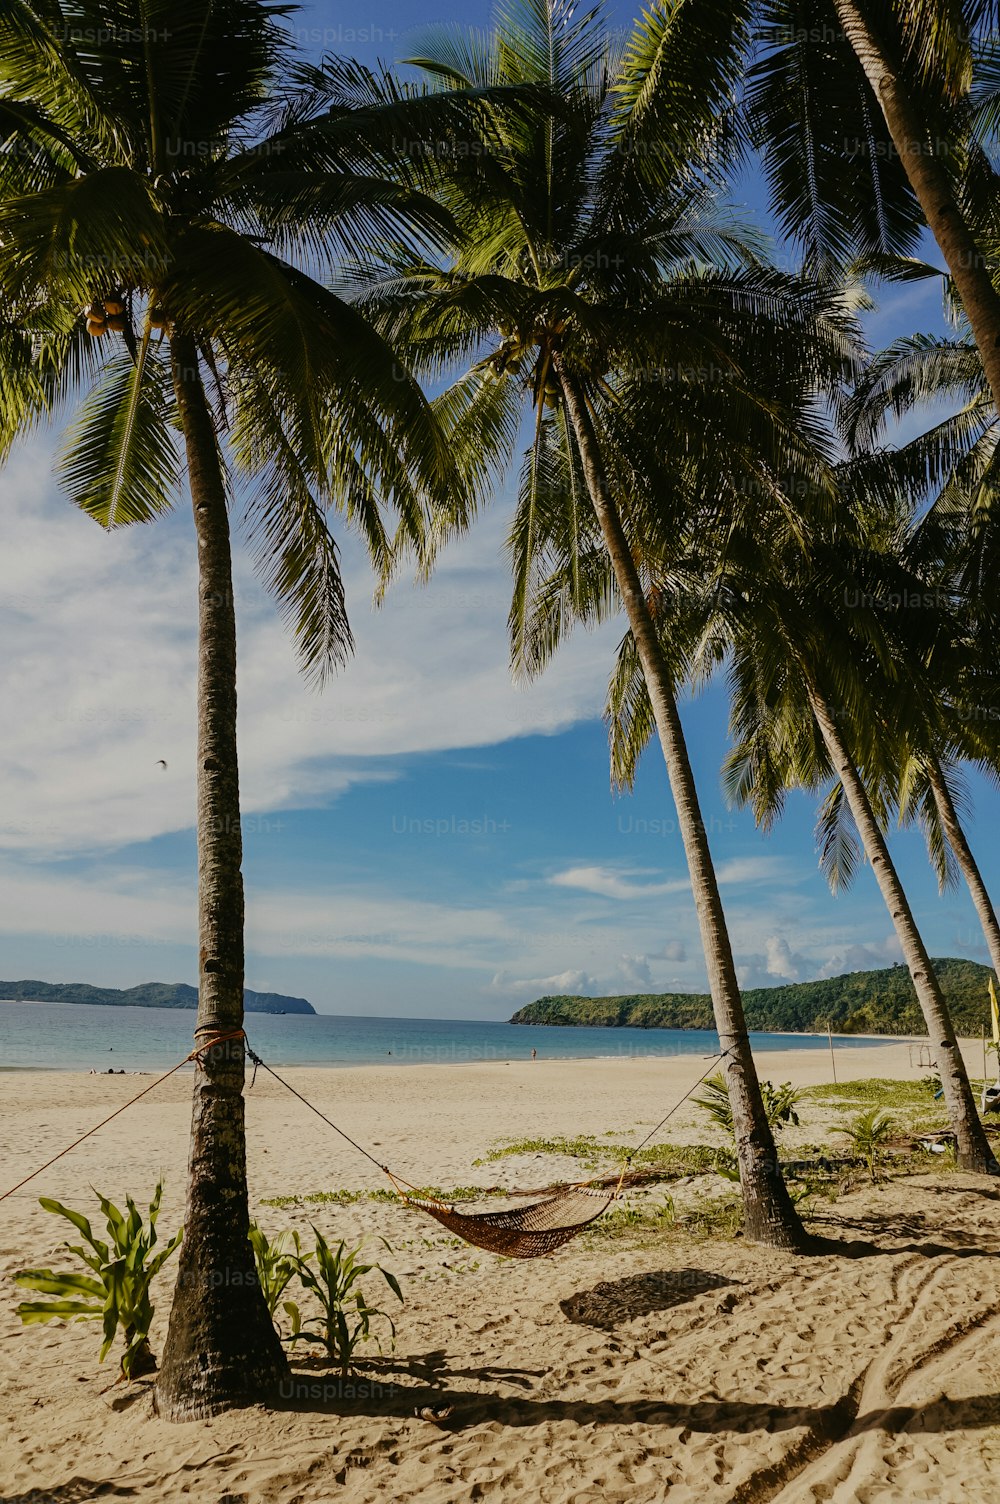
510;958;993;1037
0;981;316;1015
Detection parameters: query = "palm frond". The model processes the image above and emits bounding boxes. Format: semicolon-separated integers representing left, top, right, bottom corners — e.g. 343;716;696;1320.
816;780;863;893
56;342;178;527
232;377;353;685
612;0;751;187
607;629;656;791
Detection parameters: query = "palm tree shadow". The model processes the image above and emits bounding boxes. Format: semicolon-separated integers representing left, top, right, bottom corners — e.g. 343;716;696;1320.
918;1180;1000;1204
558;1267;739;1329
0;1486;137;1504
806;1208;1000;1259
379;1348;543;1390
275;1372;1000;1439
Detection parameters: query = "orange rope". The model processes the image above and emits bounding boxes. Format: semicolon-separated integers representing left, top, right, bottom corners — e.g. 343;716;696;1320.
0;1030;245;1204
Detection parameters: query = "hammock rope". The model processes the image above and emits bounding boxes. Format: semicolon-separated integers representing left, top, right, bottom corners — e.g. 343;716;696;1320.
243;1038;737;1259
0;1029;246;1205
0;1030;737;1261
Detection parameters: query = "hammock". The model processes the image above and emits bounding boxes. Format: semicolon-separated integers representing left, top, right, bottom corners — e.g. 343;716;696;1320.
241;1042;735;1261
393;1182;618;1260
1;1033;737;1265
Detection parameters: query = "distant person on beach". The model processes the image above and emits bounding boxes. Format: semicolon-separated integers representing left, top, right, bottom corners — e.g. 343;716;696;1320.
531;1047;537;1060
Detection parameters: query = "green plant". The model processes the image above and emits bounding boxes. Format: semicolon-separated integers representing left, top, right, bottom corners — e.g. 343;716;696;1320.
679;1195;745;1241
14;1181;182;1378
588;1196;676;1241
837;1109;896;1183
283;1229;403;1373
694;1075;802;1138
786;1176;840;1214
691;1074;735;1134
248;1224;308;1322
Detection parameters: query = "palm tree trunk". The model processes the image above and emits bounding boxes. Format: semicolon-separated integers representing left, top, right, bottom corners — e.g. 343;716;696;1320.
926;757;1000;985
154;334;288;1421
557;363;808;1249
806;683;997;1172
832;0;1000;415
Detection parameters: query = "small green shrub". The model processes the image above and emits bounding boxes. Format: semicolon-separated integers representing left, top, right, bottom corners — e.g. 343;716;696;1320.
837;1109;896;1182
693;1074;801;1138
248;1223;307;1321
14;1181;182;1378
283;1229;403;1373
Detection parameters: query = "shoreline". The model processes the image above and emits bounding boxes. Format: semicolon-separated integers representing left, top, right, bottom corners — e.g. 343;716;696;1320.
0;1033;980;1073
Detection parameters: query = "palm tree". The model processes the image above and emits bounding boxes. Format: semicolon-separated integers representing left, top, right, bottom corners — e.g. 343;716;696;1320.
747;0;1000;413
358;0;863;1247
0;0;460;1417
841;329;1000;984
608;511;998;1171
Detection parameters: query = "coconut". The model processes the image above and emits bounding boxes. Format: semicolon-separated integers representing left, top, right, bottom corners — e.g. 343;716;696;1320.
86;318;107;337
148;307;168;330
104;298;125;316
107;314;127;332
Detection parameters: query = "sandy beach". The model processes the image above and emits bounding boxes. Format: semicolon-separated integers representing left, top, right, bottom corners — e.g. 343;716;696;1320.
2;1040;999;1502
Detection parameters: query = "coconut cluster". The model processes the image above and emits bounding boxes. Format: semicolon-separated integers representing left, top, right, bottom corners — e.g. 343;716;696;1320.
84;295;169;337
85;294;127;337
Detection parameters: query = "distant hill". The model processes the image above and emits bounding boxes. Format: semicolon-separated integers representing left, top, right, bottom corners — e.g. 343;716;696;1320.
0;980;316;1016
509;958;994;1038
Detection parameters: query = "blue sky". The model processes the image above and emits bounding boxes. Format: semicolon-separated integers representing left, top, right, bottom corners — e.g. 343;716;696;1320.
0;0;995;1019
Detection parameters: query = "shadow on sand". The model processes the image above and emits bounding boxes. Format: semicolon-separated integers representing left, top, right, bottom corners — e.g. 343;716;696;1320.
558;1266;738;1329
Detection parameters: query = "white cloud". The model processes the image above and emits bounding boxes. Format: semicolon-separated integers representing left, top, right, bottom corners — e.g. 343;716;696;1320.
617;952;654;988
764;934;806;982
490;968;600;997
0;441;621;857
714;856;789;887
548;856;787;902
816;936;904;977
549;865;689;900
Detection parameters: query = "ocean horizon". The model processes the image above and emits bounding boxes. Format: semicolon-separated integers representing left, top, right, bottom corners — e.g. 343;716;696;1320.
0;999;892;1071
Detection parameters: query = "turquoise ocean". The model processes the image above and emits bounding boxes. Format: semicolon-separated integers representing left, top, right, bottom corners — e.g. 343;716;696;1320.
0;1000;888;1071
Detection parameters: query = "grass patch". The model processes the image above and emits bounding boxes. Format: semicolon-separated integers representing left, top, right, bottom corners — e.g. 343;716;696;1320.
474;1135;614;1169
476;1136;722;1178
804;1078;940;1110
586;1196;677;1241
803;1078;949;1134
630;1143;721;1175
678;1194;744;1241
259;1185;497;1210
588;1186;747;1245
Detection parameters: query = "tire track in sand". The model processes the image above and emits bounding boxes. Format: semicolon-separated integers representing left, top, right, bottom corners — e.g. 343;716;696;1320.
725;1253;1000;1504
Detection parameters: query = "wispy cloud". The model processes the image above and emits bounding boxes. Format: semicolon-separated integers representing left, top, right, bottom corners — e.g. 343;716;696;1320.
548;865;689;900
548;855;787;902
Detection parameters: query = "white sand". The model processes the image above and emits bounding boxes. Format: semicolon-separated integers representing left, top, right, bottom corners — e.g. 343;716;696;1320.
2;1040;998;1502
